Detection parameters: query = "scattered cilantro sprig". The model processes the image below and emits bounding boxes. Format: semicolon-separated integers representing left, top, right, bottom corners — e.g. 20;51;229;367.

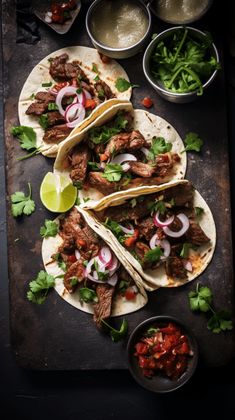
102;163;124;182
40;220;59;238
79;287;98;303
88;111;128;145
11;182;35;217
188;284;233;333
101;319;128;342
182;132;203;153
115;78;139;92
144;246;163;264
10;126;41;160
27;270;55;304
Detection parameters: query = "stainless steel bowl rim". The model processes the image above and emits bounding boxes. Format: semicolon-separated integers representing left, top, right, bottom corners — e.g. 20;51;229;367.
86;0;152;53
143;26;219;98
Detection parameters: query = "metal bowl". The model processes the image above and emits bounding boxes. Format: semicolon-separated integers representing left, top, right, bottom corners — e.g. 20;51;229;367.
127;315;199;393
86;0;152;59
143;26;220;103
150;0;214;24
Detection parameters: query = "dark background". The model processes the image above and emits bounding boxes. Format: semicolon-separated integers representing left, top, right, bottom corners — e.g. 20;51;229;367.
1;1;235;418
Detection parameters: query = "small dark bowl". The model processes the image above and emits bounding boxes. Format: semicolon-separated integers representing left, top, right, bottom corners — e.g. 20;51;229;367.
127;316;198;393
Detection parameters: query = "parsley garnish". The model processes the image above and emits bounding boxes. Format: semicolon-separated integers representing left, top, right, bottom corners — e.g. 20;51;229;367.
118;280;130;293
92;63;99;74
88;111;128;145
11;182;35;217
40;220;59;238
73;180;82;189
48;102;58;111
52;253;67;272
104;218;125;243
147;199;166;215
115;78;139;92
101;319;128;342
188;284;233;333
27;270;55;304
130;198;137;208
94;75;100;82
195;206;204;217
102;163;124;182
144;246;163;263
39;114;49;130
98;88;105;99
148;137;172;160
42;82;52;87
88;161;100;171
10;125;41;160
182;132;203;153
79;287;98;303
180;243;192;259
144;327;160;337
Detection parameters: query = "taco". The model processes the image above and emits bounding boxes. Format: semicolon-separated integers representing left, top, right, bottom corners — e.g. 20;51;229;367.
41;206;147;327
54;101;187;203
18;46;132;157
85;180;216;289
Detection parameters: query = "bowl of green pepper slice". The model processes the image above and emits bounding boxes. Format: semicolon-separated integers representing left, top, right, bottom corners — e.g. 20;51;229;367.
143;26;220;103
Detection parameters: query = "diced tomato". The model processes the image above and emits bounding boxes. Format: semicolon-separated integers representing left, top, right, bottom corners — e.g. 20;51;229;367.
138;356;149;369
124;229;139;247
141;97;153;108
85;99;97;110
135;342;148;355
125;287;136;301
160;323;178;334
77;239;87;249
99;153;109;162
143;369;154;377
51;4;60;14
51;13;64;23
173;341;190;355
67;254;77;263
52;81;70;92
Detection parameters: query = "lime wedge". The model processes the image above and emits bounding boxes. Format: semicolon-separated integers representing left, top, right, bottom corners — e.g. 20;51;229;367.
40;172;77;212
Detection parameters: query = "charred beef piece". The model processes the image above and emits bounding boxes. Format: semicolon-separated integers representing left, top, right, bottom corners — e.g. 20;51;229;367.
88;172;118;195
26;92;56;116
102;201;150;223
94;143;106;156
49;54;90;82
153;153;181;178
119;176;164;190
138;217;156;241
43;124;72;144
47;111;65;126
93;284;115;326
105;130;148;158
128;161;156;178
161;183;194;208
185;222;210;245
94;80;115;100
166;256;187;279
69;144;90;183
134;242;151;267
58;236;75;254
64;260;85;293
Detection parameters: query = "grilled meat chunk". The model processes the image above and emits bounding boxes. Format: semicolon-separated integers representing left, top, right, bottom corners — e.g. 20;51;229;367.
47;111;65;126
102;202;150;223
134;242;151;267
185;222;210;245
120;176;165;190
35;92;56;102
88;172;117;195
166;256;187;279
43;124;72;144
128;161;156;178
104;130;148;158
64;260;85;293
94;80;115;100
161;183;194;208
26;92;56;116
138;217;156;240
154;153;180;178
93;284;115;326
69;144;90;183
49;53;90;82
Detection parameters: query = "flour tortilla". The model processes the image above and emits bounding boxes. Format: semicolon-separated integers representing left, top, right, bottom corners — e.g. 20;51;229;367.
18;46;132;157
54;101;187;206
83;179;216;289
41;207;147;316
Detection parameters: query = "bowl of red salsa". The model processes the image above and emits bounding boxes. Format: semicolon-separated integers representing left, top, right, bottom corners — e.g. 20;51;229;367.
127;316;198;393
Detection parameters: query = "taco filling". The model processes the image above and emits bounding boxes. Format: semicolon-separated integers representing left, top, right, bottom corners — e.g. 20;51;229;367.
25;52;116;145
95;182;211;281
47;207;144;326
63;110;181;194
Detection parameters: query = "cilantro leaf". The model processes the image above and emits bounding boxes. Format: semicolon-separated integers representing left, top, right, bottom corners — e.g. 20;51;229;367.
104;218;125;243
40;220;59;238
207;311;233;333
27;270;55;304
195;206;204;217
92;63;99;74
102;319;128;342
39;114;49;130
88;111;128;145
144;246;163;263
79;287;98;303
148;137;172;160
115;78;139;92
102;163;123;182
145;327;160;337
180;243;192;259
147;199;166;216
188;284;213;312
52;253;67;272
11;182;35;217
182;132;203;153
10;125;41;160
88;161;101;171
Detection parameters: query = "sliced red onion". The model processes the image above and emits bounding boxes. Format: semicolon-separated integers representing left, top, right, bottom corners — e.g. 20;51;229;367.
183;260;193;272
131;285;138;294
154;211;175;228
85;257;97;276
83;89;92;100
108;255;119;273
66;103;86;128
98;246;112;267
45;15;52;23
56;86;78;116
100;162;106;169
121;163;130;172
160;239;171;258
163;213;190;238
149;233;161;250
107;273;118;286
110;153;137;165
65;103;81;122
119;223;135;235
140;147;150;157
75;249;81;260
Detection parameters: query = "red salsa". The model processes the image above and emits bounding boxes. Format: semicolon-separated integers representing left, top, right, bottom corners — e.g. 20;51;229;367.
134;322;193;379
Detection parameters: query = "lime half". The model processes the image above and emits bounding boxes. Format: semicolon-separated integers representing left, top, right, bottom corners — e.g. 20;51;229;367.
40;172;77;212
